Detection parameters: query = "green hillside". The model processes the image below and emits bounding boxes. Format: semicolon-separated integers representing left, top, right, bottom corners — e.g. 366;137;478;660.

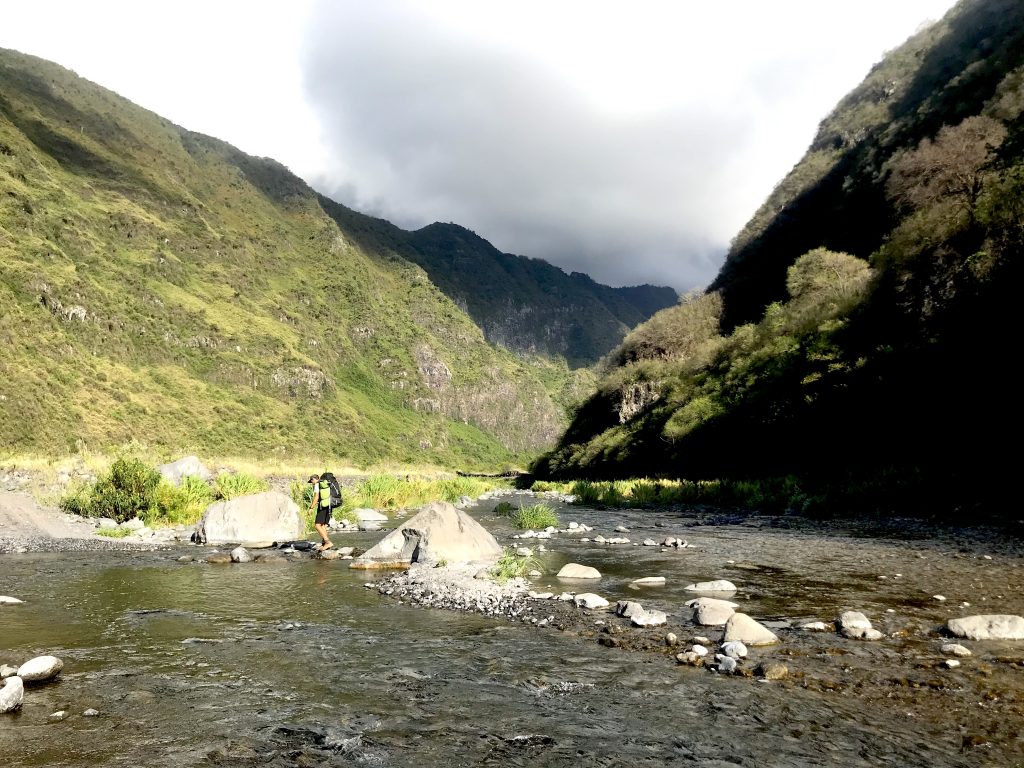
532;0;1024;518
0;47;593;467
317;200;677;367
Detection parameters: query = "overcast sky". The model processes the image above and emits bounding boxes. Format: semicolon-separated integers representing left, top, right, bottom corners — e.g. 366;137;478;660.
1;0;959;292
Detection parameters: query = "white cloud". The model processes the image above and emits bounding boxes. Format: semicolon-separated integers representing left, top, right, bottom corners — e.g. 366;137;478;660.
0;0;959;290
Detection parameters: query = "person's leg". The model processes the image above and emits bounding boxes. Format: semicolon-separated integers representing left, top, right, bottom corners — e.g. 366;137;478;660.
314;513;333;549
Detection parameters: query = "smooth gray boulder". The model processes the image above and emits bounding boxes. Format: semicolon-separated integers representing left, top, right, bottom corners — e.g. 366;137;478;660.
616;600;645;618
0;665;17;679
947;614;1024;640
350;502;502;569
688;597;739;626
156;455;212;486
193;492;303;545
684;579;737;594
556;563;602;579
18;655;63;683
723;613;779;646
837;611;873;631
632;609;668;627
230;546;253;563
0;676;23;713
574;593;609;609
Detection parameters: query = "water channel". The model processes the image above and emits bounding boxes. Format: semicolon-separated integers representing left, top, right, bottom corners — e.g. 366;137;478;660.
2;498;1022;766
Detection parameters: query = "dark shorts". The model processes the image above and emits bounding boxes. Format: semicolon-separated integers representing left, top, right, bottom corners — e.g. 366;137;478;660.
315;505;332;526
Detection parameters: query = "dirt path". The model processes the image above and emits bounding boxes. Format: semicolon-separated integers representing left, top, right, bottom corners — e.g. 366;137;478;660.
0;491;141;552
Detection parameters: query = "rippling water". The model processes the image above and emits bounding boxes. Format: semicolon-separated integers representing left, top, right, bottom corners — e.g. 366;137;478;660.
2;499;1022;767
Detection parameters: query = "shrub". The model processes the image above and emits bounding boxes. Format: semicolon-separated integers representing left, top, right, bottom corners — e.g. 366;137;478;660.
511;503;559;530
491;547;542;583
493;501;514;517
69;456;162;523
150;476;213;526
213;472;268;500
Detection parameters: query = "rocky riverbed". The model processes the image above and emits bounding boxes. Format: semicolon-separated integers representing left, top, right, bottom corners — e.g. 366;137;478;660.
2;491;1023;765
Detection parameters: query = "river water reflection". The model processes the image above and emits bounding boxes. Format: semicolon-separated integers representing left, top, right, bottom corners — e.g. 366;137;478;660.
2;499;1022;766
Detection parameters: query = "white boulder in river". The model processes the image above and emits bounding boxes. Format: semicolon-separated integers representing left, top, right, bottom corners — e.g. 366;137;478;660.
0;596;24;605
17;655;63;683
574;593;610;609
0;676;23;713
723;613;779;646
687;597;739;626
193;491;304;545
947;614;1024;640
684;580;737;594
350;502;502;569
556;563;602;580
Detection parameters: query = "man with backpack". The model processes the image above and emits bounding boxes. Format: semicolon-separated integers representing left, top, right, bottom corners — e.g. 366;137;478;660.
307;472;342;551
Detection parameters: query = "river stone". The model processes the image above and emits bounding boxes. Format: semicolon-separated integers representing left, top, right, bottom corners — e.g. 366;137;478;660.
676;651;703;666
942;643;972;657
616;600;645;618
155;455;212;486
0;665;17;679
0;596;24;605
194;491;303;545
631;577;666;586
18;655;63;683
632;609;668;627
947;614;1024;640
756;661;789;680
721;641;748;659
556;563;602;580
684;580;737;594
716;656;738;674
230;546;252;563
206;553;232;564
688;597;740;626
350;502;502;569
842;627;884;641
723;613;779;646
574;593;609;609
799;621;831;631
0;677;23;713
837;611;873;631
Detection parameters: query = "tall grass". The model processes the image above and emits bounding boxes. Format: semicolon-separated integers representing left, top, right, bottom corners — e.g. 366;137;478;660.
491;547;542;584
563;476;812;513
511;503;559;530
212;472;269;500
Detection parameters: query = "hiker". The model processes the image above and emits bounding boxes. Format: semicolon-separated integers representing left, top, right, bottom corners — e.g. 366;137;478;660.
307;474;334;551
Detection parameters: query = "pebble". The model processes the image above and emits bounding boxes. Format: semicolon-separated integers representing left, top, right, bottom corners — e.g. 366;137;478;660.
933;595;947;602
942;643;972;657
716;656;738;674
83;708;100;717
944;659;961;669
665;633;678;646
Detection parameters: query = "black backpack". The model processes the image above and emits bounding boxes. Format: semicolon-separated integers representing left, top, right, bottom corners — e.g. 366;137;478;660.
320;471;342;508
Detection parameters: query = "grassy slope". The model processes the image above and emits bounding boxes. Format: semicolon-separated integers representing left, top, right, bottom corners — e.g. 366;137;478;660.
0;48;573;469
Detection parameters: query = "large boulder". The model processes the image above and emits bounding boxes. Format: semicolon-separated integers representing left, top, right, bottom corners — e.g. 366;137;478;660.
723;613;779;646
350;502;502;570
193;491;304;545
947;614;1024;640
0;677;23;713
18;655;63;683
556;563;602;580
156;455;212;486
688;597;740;626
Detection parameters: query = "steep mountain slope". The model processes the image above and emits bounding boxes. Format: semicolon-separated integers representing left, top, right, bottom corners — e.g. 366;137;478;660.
533;0;1024;517
0;47;582;466
316;200;677;366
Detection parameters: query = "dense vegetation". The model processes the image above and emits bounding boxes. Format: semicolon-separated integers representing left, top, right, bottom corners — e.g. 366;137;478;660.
0;47;664;468
533;0;1024;519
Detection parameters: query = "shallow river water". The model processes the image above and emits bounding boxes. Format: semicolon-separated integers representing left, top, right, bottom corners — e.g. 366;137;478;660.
2;497;1023;767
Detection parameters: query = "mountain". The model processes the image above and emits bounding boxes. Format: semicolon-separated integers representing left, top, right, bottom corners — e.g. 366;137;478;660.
315;199;677;367
532;0;1024;518
0;46;642;467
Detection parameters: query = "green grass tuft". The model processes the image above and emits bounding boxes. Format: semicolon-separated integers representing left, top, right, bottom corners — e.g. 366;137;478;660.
511;502;559;530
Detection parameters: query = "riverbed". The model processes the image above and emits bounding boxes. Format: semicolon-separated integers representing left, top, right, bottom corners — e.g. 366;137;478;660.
2;497;1022;766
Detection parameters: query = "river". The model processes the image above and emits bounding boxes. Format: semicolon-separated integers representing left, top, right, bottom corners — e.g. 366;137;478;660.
2;497;1022;766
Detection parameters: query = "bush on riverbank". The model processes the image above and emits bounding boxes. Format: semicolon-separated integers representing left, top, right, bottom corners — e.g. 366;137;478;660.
59;457;162;523
491;547;542;583
529;476;817;514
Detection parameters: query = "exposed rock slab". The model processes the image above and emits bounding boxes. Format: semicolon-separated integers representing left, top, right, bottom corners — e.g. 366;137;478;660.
556;563;602;579
947;614;1024;640
350;502;502;570
193;492;303;545
684;579;737;594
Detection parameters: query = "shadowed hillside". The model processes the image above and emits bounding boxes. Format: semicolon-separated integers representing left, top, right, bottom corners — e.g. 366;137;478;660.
532;0;1024;518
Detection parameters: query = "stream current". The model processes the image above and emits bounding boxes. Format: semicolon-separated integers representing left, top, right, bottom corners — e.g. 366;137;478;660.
2;498;1023;767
